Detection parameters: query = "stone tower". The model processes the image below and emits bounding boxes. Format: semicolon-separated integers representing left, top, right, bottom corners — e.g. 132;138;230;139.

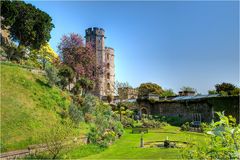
85;27;115;98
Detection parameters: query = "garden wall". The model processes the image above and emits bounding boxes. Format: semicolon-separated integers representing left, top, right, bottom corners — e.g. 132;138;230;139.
138;96;239;123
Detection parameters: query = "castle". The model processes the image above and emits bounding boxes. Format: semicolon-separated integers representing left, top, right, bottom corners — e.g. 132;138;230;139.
85;27;115;98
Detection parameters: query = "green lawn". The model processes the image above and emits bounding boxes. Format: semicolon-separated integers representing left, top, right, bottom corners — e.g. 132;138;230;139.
0;63;87;152
66;126;208;159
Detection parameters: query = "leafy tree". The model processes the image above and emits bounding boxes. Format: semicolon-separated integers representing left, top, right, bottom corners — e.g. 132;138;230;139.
161;89;176;97
1;1;54;49
231;88;240;96
81;94;98;115
45;63;59;87
71;77;94;96
138;82;163;97
208;90;218;95
58;33;98;81
215;82;237;95
58;65;75;90
40;123;73;159
68;103;83;125
180;86;196;92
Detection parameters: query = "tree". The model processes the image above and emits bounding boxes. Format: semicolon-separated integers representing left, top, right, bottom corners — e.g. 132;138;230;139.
40;123;73;159
58;65;75;90
180;86;196;92
58;33;98;81
71;77;94;96
208;90;218;95
161;89;176;97
68;103;83;125
215;82;237;96
1;1;54;49
45;63;59;87
138;82;163;97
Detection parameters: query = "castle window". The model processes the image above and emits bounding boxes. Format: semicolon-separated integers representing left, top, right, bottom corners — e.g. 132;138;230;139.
107;83;110;90
107;54;109;60
107;63;110;69
107;73;110;79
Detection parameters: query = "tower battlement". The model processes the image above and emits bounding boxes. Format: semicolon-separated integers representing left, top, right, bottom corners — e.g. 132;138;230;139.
85;27;105;36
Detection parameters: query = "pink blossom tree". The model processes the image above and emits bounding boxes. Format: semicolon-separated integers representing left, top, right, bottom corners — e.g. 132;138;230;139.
58;33;99;81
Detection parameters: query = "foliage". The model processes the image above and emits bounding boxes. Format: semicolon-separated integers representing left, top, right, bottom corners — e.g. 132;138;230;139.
58;33;98;81
182;112;240;159
31;43;59;69
40;123;73;159
57;64;75;90
141;118;162;128
81;94;98;115
180;122;190;131
1;1;54;49
180;86;196;92
68;103;84;125
2;43;29;62
121;116;135;128
153;115;187;126
161;89;176;97
208;89;218;95
138;82;163;97
87;101;124;147
72;77;94;95
45;63;59;87
215;82;238;95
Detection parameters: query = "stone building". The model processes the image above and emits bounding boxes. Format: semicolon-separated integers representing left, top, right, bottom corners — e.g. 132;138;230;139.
85;27;115;98
137;95;239;123
118;87;138;100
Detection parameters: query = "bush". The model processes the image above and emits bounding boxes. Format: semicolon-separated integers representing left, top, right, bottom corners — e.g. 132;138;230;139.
68;103;84;125
121;116;134;128
141;118;162;128
40;123;73;159
200;122;210;132
87;100;124;147
180;122;190;131
45;63;59;87
182;112;240;159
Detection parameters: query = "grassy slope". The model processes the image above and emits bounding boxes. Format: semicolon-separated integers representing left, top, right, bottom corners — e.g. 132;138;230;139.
67;126;208;159
0;63;85;152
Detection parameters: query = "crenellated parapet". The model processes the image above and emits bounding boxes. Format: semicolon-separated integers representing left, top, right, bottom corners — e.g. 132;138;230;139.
85;27;105;37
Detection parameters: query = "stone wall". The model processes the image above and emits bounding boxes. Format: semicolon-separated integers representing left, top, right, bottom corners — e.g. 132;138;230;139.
138;96;239;123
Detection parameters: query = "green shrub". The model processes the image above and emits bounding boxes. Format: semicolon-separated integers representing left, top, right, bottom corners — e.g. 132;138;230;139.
87;99;124;147
45;63;59;87
180;122;190;131
68;103;84;125
121;116;134;128
141;118;162;128
182;112;240;159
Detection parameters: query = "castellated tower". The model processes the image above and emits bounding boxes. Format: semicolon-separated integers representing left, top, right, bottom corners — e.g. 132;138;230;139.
85;27;115;98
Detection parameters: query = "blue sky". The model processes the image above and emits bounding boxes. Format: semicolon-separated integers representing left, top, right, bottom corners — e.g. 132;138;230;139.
27;1;239;94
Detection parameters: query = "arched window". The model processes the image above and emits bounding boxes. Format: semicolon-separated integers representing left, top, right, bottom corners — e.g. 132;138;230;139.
107;83;110;90
107;63;110;69
107;54;109;60
107;73;110;79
